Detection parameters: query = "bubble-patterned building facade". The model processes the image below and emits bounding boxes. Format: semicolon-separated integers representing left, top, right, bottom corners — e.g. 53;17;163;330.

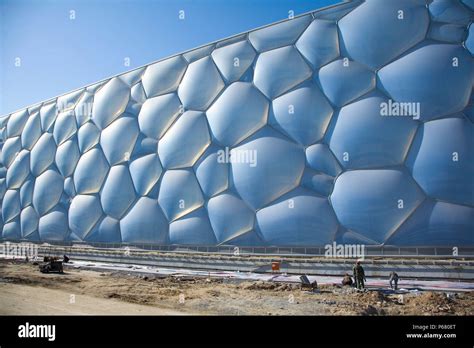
0;0;473;248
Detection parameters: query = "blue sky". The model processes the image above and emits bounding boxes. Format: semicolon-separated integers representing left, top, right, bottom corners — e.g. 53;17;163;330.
0;0;339;115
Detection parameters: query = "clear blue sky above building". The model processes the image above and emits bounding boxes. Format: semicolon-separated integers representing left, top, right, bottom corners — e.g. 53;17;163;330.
0;0;339;115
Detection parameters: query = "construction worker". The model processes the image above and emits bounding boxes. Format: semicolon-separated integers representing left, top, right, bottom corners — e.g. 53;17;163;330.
389;271;399;290
352;260;366;290
341;273;353;286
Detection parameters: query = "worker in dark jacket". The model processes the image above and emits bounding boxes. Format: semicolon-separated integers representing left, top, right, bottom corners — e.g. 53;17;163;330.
352;260;366;290
389;271;399;290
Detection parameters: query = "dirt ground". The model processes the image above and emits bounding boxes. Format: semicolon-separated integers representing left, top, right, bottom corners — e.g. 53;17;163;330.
0;260;473;316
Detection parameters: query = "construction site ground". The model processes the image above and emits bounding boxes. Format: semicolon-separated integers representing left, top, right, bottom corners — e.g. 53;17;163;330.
0;259;473;316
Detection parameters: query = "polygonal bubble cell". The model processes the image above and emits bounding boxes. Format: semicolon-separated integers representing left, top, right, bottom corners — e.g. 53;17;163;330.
141;55;187;98
92;77;130;129
6;150;30;189
120;197;168;244
38;206;68;241
406;117;474;206
74;148;110;194
100;165;136;219
21;113;42;150
206;82;268;147
257;187;338;246
138;93;182;139
159;111;210;169
100;116;139;166
77;122;100;153
254;46;312;99
30;133;56;176
331;169;425;244
318;59;375;107
69;195;103;240
207;193;255;244
305;144;342;177
129;154;163;196
231;127;305;210
211;40;256;83
32;169;64;216
328;93;418;169
270;83;333;145
194;144;229;198
295;19;339;68
338;0;429;69
56;138;80;177
7;109;29;138
158;169;204;222
53;110;77;145
378;44;474;121
169;208;217;245
178;56;225;111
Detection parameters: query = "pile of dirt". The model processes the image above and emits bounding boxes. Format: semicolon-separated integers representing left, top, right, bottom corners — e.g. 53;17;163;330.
238;281;299;291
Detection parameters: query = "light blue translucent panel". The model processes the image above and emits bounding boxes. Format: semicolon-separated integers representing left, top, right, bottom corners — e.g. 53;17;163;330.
100;116;139;165
295;19;339;68
56;138;80;177
305;144;342;177
406;117;474;206
120;197;168;244
0;179;5;200
257;187;338;246
207;193;255;243
231;127;305;210
331;169;425;243
178;56;224;110
20;178;34;207
7;109;29;138
100;165;136;219
339;0;429;69
3;219;21;239
119;67;145;86
169;207;217;245
73;148;109;194
64;177;75;198
69;195;103;239
38;206;68;241
131;135;158;158
224;230;264;246
206;82;268;147
21;113;42;150
429;0;473;25
74;91;94;127
2;190;20;222
77;122;100;153
131;82;147;104
1;136;21;168
211;40;256;83
0;168;5;179
32;169;64;216
6;150;29;189
158;169;204;221
301;168;334;197
39;102;57;132
57;89;83;111
378;44;474;121
30;133;56;176
462;0;474;11
159;111;210;169
129;154;162;196
338;229;379;245
329;93;418;169
248;15;312;52
428;22;467;43
467;24;474;54
194;144;228;198
270;83;333;145
141;55;188;98
138;93;181;139
254;46;312;99
183;44;215;63
386;200;474;246
91;77;130;129
318;59;375;107
85;216;121;243
20;206;38;237
28;104;41;115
